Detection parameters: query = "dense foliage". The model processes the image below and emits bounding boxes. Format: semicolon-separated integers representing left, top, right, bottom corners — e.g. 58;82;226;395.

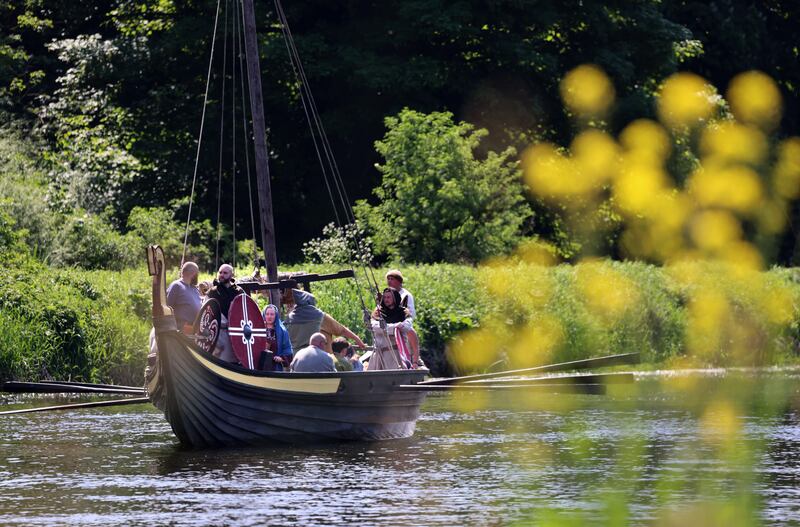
1;0;798;262
355;109;532;263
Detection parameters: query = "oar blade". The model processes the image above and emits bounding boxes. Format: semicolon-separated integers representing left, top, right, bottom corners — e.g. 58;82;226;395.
420;352;640;386
0;397;151;416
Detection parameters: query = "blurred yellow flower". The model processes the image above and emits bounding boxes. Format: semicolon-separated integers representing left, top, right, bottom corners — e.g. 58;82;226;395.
515;239;558;266
761;286;794;324
613;164;668;215
657;72;716;128
700;121;767;165
619;119;671;164
560;64;615;117
508;315;564;368
448;328;501;372
727;70;783;130
689;210;742;251
773;137;800;199
719;241;763;270
700;399;741;442
688;163;763;214
572;129;620;185
687;288;729;358
576;262;637;321
523;143;604;198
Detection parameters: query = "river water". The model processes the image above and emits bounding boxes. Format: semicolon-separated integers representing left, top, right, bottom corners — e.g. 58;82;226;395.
1;371;800;526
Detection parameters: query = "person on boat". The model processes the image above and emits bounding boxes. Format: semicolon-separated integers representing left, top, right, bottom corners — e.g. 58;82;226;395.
208;263;248;363
330;337;364;372
290;333;335;372
385;270;421;364
320;313;367;355
346;344;364;371
281;288;325;351
166;261;201;334
261;304;293;371
386;269;415;317
331;337;354;372
207;264;247;318
370;287;421;370
198;280;212;301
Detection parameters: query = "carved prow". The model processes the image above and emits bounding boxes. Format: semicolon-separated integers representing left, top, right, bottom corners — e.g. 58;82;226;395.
147;245;173;318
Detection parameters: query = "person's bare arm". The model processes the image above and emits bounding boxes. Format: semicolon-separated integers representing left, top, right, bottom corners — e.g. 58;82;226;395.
340;325;366;348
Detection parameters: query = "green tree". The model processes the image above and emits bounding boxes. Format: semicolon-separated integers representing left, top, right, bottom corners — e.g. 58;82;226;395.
355;109;532;263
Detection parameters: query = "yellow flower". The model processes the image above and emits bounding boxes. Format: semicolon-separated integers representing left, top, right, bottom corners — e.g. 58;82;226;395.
508;316;564;368
688;162;763;214
560;64;615;117
657;72;716;128
613;163;668;215
773;137;800;199
727;70;783;130
619;119;671;164
699;121;767;165
571;129;620;185
689;210;742;251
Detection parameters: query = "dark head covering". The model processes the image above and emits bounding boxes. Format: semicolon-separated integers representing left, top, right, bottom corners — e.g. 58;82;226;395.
378;287;406;324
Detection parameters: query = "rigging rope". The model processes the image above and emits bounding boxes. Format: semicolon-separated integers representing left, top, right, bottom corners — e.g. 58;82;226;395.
182;0;224;268
273;0;382;297
273;0;385;338
231;0;239;269
214;0;230;271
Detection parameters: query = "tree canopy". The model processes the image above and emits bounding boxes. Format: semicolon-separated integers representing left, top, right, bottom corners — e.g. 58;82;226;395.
1;0;798;264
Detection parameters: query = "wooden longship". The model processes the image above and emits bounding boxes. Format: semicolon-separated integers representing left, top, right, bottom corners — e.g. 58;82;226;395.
146;246;428;448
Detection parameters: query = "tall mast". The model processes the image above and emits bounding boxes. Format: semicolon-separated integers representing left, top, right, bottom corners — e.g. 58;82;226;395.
241;0;279;306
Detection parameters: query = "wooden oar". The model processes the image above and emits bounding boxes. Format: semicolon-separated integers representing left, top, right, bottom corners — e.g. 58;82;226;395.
418;352;640;386
0;397;151;416
1;381;145;396
465;372;635;385
40;380;144;391
398;383;607;395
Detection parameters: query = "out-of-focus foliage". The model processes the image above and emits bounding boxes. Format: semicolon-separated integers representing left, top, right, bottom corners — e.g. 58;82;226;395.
464;66;800;378
355;109;532;263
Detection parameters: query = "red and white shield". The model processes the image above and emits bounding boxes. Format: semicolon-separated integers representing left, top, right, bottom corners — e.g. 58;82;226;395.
228;294;267;369
193;298;221;353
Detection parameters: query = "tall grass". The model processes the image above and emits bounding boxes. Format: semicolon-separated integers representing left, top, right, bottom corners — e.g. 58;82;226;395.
2;258;799;384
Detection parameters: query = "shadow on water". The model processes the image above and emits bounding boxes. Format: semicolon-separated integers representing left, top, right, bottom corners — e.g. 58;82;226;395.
2;370;800;526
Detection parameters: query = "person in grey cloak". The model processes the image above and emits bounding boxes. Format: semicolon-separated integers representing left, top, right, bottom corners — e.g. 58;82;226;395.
281;288;325;351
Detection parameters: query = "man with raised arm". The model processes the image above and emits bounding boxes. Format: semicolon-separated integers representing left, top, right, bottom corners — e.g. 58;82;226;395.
166;261;201;334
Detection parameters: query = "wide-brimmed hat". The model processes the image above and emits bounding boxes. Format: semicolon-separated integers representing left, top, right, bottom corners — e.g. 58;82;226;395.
385;269;404;283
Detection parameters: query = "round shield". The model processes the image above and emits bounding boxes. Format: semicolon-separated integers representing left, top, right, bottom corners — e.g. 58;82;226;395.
227;293;268;369
193;298;221;353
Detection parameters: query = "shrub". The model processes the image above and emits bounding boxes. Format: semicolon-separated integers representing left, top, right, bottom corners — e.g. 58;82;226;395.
48;212;139;270
355;109;533;263
302;222;373;265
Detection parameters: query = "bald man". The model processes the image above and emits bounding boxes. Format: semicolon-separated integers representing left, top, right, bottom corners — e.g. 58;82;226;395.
207;263;248;363
166;261;201;334
207;263;247;318
290;333;336;372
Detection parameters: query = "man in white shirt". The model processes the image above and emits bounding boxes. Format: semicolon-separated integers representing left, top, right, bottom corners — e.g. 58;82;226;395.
385;269;423;368
386;269;415;317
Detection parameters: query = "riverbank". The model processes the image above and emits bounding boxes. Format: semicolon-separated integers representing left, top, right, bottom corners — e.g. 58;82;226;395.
1;260;799;384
